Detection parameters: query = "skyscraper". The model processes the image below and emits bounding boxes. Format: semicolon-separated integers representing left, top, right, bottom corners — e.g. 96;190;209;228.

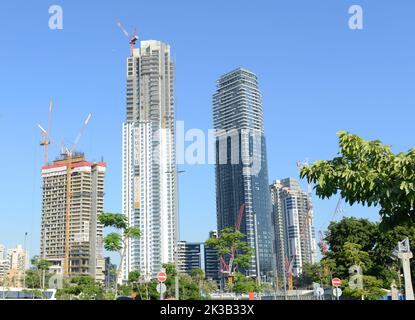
270;178;317;277
40;154;106;281
213;68;275;279
122;40;176;280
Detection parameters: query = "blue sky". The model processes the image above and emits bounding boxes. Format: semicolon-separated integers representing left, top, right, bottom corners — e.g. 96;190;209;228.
0;0;414;261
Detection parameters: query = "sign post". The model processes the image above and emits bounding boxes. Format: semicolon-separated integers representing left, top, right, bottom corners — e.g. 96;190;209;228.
157;271;168;300
332;278;342;300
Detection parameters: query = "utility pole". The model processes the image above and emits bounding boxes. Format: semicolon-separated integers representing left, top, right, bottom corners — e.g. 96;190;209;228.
166;168;185;300
22;232;28;289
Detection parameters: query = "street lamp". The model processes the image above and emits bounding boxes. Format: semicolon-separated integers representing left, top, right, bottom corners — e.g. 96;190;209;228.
22;232;28;289
166;168;185;300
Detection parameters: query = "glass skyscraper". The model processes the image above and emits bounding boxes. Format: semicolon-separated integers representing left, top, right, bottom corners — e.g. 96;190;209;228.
213;68;275;279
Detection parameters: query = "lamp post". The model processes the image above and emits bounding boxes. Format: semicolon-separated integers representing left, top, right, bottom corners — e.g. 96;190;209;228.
166;168;185;300
22;232;28;289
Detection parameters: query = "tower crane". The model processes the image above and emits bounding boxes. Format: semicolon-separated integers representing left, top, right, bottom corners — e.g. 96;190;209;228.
39;99;53;166
38;102;93;278
116;20;138;55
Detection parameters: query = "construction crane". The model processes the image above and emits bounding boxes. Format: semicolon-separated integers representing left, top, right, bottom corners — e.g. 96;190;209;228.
116;20;138;54
67;113;92;157
219;204;245;286
38;103;93;278
331;198;344;222
39;99;53;166
319;230;328;254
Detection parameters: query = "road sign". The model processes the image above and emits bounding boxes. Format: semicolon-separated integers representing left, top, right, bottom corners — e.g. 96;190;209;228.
157;283;167;294
333;287;342;298
332;278;341;287
157;271;167;283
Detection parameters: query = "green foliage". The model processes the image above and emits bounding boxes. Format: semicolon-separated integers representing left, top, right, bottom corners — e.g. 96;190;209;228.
98;213;128;229
24;269;52;289
124;226;141;239
190;268;218;298
56;276;106;300
99;212;141;299
311;217;415;299
324;217;377;278
22;289;46;299
232;273;263;294
128;271;141;283
300;131;415;228
158;263;215;300
371;225;415;287
31;256;51;271
206;228;254;274
179;274;201;300
343;276;387;300
103;232;123;252
190;268;205;281
342;242;372;272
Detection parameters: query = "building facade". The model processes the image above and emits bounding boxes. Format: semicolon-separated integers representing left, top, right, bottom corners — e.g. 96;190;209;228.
177;241;202;275
270;178;317;277
204;231;220;283
122;40;177;281
213;68;275;279
104;257;117;290
40;154;106;281
0;244;28;288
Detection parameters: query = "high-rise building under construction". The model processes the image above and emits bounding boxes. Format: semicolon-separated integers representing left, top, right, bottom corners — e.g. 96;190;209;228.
270;178;317;278
122;40;177;280
40;154;106;281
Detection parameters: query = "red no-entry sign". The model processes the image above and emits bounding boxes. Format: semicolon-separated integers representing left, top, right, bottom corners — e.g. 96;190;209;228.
157;271;167;283
332;278;341;287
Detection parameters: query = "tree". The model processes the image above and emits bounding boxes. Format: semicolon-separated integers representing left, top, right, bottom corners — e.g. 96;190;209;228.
342;242;372;272
206;228;254;276
232;273;266;294
189;268;217;298
324;218;377;278
56;276;105;300
300;131;415;228
343;275;387;300
30;256;51;290
160;263;204;300
371;225;415;287
98;213;141;297
319;217;415;299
